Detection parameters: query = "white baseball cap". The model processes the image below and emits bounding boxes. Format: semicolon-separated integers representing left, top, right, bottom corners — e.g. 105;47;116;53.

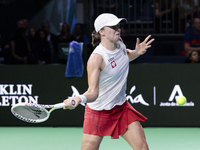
94;13;127;32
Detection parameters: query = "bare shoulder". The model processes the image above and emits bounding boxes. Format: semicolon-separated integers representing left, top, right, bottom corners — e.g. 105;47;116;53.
87;53;104;71
88;53;103;66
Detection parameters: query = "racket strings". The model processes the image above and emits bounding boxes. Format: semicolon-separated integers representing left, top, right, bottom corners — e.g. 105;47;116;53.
13;106;48;120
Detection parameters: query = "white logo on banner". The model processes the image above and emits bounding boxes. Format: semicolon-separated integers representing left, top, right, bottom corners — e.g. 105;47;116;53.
68;86;85;106
159;85;194;107
69;85;195;107
126;86;149;106
0;84;38;106
69;85;149;106
1;84;194;107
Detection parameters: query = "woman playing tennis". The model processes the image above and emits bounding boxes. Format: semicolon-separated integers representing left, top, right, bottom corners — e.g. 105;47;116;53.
64;13;155;150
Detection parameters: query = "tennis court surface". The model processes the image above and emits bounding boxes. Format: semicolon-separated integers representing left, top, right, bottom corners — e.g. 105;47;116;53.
1;127;199;150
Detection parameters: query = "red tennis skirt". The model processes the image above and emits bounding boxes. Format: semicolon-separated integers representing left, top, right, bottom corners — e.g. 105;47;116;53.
83;100;147;139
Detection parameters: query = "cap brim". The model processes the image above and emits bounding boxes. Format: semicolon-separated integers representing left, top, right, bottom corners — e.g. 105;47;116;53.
105;18;127;27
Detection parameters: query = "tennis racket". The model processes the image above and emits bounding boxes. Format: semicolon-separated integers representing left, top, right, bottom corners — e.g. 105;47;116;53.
11;100;75;123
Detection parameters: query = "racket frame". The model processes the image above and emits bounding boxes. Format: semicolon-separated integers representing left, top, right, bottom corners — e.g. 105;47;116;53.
11;102;65;123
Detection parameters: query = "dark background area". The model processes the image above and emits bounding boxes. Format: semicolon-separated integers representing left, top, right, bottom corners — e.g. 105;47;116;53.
0;0;51;45
0;65;199;127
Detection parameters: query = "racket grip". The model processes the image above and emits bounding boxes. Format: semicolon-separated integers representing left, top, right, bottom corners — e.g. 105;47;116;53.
54;103;65;109
71;100;75;106
54;100;75;110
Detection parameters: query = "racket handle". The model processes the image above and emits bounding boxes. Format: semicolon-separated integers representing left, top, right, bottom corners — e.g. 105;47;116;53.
54;103;65;109
54;100;75;109
71;100;75;106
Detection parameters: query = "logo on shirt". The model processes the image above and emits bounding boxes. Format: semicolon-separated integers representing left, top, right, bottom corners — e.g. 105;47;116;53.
108;57;117;68
110;60;117;68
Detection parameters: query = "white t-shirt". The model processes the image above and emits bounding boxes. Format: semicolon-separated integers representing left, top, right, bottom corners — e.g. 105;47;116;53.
87;40;129;110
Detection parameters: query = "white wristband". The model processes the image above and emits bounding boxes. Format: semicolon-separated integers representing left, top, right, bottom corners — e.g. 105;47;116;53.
78;95;87;103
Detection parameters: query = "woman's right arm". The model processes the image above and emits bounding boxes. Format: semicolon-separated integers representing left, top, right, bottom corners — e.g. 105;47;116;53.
63;53;104;109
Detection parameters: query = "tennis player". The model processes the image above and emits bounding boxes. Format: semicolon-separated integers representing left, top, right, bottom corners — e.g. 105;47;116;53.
63;13;154;150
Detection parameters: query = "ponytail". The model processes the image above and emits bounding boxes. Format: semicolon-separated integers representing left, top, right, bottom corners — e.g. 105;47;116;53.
91;30;101;47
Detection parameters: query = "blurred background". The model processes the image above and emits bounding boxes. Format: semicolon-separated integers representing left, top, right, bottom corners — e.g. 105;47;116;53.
0;0;200;128
0;0;200;65
1;2;200;150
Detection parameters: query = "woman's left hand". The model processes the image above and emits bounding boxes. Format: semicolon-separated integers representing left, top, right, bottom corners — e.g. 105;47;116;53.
135;35;155;56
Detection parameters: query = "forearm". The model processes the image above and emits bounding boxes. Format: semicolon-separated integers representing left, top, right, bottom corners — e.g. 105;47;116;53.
81;53;102;103
82;89;99;103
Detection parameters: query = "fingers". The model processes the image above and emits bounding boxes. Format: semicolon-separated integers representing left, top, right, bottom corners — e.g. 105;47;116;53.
63;99;76;110
144;35;152;42
63;97;82;110
142;35;155;49
145;45;152;49
137;35;155;46
136;38;140;45
144;35;155;44
134;35;155;56
71;100;76;106
146;38;155;45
